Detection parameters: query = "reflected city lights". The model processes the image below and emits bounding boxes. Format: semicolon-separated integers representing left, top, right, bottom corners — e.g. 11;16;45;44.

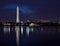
4;26;9;33
30;27;34;32
8;26;10;33
15;26;20;46
21;26;23;35
26;26;30;36
4;25;10;33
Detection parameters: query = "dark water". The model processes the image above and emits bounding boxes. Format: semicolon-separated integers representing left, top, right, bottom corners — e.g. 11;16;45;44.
0;25;60;46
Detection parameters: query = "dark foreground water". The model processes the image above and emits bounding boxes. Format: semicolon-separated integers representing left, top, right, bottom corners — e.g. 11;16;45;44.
0;25;60;46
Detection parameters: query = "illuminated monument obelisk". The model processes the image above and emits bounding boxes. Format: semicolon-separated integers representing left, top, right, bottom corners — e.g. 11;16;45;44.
16;6;20;23
15;6;20;46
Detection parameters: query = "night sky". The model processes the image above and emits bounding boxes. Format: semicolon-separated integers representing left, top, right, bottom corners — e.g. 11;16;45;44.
0;0;60;22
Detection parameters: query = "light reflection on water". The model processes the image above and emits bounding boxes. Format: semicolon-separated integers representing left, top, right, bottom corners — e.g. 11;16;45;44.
4;25;10;33
30;27;34;32
0;25;60;46
15;26;20;46
26;26;30;36
21;26;23;35
3;26;60;36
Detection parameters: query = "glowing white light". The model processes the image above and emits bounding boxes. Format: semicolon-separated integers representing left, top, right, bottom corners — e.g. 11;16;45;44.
16;6;19;23
15;6;20;46
15;26;20;46
21;21;24;25
8;26;10;33
27;20;30;22
21;26;23;35
26;26;30;36
8;24;10;33
4;26;8;33
30;27;34;32
4;24;10;33
30;23;35;26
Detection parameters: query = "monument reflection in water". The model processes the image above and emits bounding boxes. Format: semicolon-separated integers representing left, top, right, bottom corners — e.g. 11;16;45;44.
0;25;60;46
2;25;34;46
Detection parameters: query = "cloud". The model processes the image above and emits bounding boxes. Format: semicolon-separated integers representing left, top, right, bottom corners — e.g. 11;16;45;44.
3;4;17;9
2;4;34;14
20;6;33;14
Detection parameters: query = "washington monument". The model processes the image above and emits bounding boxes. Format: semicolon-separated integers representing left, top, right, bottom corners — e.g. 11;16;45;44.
15;6;20;46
